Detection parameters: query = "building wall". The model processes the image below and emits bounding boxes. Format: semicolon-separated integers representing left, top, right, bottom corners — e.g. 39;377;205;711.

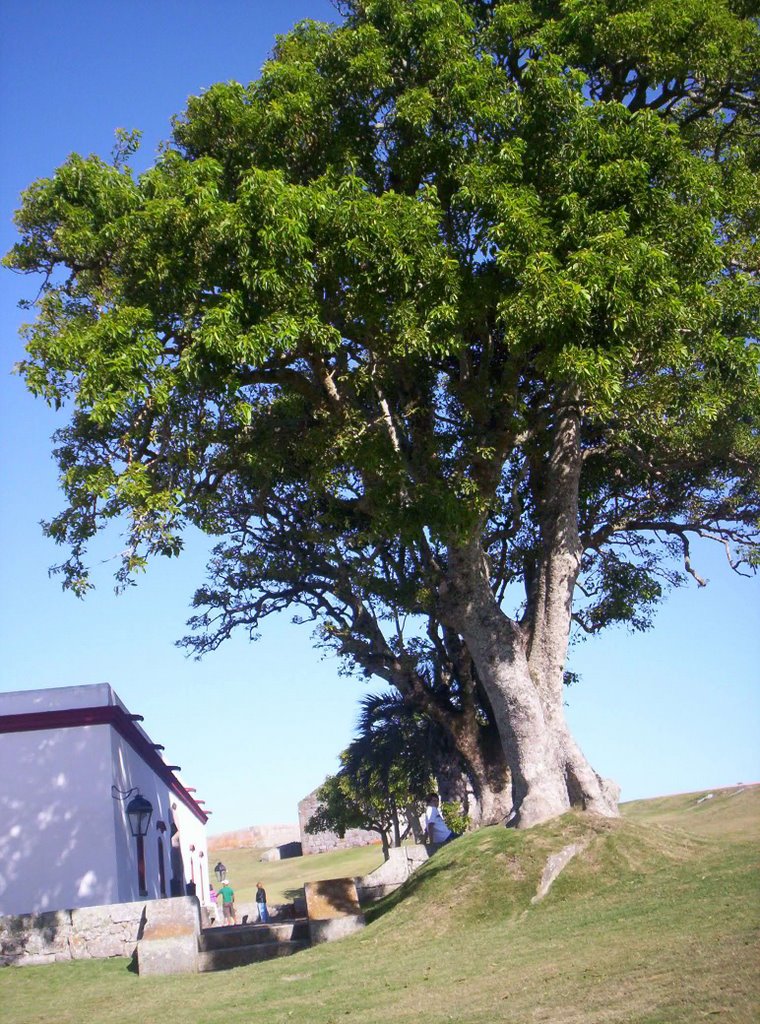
0;684;210;917
110;728;174;904
0;723;119;917
171;789;211;902
110;722;210;905
0;683;113;716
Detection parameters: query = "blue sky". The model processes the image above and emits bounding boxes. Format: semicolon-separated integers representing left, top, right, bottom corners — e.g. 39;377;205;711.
1;1;757;837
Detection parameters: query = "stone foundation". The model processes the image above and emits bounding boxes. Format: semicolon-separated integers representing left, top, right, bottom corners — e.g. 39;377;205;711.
0;897;200;968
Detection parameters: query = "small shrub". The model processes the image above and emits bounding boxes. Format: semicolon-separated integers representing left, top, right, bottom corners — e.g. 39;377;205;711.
441;801;469;836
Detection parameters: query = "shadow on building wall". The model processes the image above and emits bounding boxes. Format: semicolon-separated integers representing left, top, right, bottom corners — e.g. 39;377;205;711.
0;729;114;916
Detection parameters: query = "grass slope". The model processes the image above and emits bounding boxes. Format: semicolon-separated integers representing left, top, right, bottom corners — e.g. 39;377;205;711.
621;783;760;840
2;787;758;1024
212;843;385;906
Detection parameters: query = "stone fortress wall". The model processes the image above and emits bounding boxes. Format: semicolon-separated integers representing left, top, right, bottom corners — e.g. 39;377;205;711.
199;807;380;859
297;789;379;855
207;823;300;852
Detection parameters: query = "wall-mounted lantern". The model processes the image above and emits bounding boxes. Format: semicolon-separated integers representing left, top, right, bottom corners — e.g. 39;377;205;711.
126;793;154;837
112;786;154;897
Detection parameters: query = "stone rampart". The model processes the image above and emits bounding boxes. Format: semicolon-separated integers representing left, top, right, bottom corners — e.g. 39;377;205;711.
208;823;300;851
298;789;379;855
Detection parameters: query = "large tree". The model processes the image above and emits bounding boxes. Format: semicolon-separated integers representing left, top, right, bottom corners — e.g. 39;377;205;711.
6;0;758;827
185;505;514;824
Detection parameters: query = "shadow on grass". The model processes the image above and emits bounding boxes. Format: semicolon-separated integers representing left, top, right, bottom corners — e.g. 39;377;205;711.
363;849;460;925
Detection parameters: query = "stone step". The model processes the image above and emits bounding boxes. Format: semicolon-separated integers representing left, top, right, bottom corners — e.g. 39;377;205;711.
198;939;310;972
199;920;309;951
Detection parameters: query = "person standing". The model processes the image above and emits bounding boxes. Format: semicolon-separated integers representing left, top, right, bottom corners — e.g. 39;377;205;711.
424;793;454;846
218;878;237;925
214;861;226;883
208;884;219;926
256;882;269;923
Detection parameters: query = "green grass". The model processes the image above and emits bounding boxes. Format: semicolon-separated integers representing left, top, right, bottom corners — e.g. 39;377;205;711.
621;783;760;840
2;786;758;1024
213;843;385;906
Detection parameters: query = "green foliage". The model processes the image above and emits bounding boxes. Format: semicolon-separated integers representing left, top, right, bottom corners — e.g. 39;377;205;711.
306;693;439;852
4;1;759;785
441;799;469;835
304;773;368;839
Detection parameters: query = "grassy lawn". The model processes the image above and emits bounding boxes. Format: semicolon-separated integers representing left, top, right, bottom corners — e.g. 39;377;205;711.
2;787;758;1024
212;843;385;906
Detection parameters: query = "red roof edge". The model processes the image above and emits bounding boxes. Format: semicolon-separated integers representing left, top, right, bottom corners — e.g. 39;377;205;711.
0;705;208;824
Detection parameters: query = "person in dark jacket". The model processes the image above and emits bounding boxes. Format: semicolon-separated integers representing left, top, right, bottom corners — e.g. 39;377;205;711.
256;882;269;923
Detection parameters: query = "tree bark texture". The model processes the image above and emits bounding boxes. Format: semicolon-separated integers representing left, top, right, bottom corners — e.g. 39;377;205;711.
439;713;513;826
442;402;619;828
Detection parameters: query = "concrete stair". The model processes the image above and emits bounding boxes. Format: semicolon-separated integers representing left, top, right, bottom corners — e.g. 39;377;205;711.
197;919;310;972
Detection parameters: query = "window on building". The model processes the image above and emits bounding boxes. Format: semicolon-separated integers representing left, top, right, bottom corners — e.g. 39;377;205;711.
158;837;166;897
136;834;147;896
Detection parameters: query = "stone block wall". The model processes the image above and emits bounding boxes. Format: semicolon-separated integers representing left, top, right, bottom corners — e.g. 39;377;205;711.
355;845;430;903
136;896;201;976
298;789;380;856
259;841;303;862
304;878;365;945
0;896;199;968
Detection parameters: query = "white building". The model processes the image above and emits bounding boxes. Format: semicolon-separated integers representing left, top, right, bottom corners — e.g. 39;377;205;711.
0;683;210;918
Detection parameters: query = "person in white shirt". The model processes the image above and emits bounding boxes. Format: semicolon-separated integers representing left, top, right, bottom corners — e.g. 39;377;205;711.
425;793;454;845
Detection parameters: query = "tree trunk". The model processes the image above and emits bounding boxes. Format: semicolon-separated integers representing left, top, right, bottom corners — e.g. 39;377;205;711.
380;830;390;861
442;545;575;827
525;396;620;820
391;805;402;848
441;396;619;827
343;598;513;826
441;714;512;826
405;805;425;843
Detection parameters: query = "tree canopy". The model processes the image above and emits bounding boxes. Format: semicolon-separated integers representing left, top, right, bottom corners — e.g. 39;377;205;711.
6;0;759;827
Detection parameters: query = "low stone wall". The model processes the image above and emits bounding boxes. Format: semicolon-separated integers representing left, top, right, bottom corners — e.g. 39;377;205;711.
0;896;199;968
355;845;430;903
304;878;365;945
